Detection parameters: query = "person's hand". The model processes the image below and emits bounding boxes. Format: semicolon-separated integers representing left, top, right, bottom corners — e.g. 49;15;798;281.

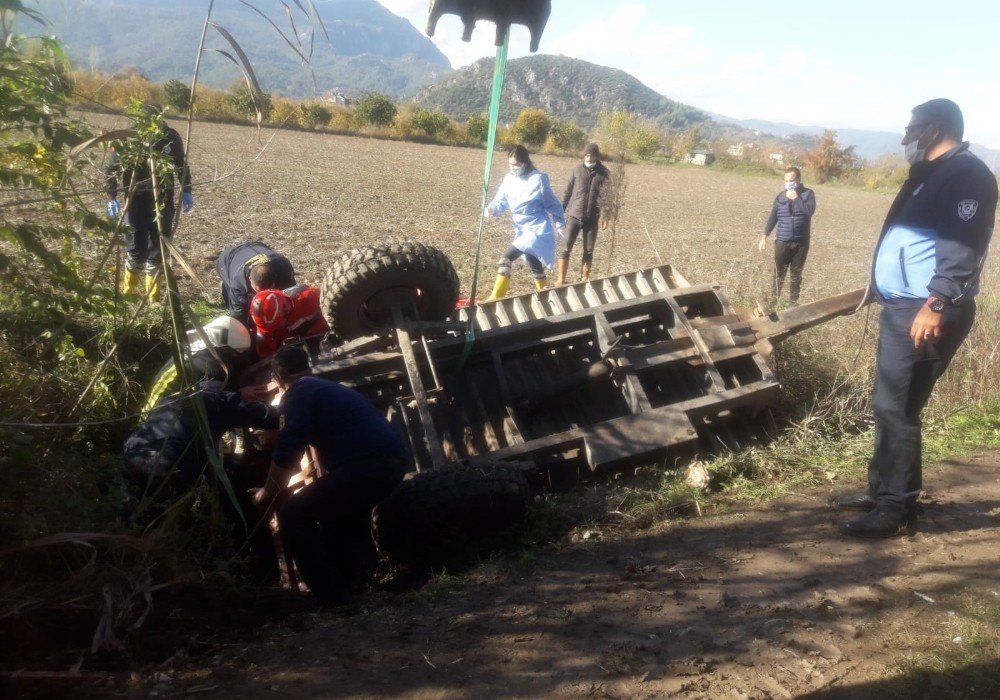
107;199;121;218
240;383;270;402
600;219;609;231
910;304;944;350
250;486;274;510
182;192;195;212
555;223;566;241
483;206;493;218
786;189;799;201
757;235;767;253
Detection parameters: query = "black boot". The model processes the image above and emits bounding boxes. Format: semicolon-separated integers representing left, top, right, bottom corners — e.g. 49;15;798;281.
832;492;876;510
840;509;911;538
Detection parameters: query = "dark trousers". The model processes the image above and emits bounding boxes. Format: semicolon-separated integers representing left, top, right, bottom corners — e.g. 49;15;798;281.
868;303;974;515
773;239;809;303
278;457;404;602
125;196;175;272
499;244;545;279
559;216;598;263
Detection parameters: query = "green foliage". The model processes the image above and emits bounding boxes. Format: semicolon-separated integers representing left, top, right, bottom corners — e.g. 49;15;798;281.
407;106;450;137
162;79;190;112
546;118;587;153
595;110;664;161
354;92;397;127
300;103;332;129
0;8;114;310
803;129;859;183
511;107;551;148
465;112;489;143
225;82;272;121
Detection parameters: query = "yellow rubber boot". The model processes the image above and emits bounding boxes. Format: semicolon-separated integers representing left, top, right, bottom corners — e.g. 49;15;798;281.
145;272;163;303
580;261;592;282
534;278;546;292
485;274;510;301
122;269;141;295
555;258;568;286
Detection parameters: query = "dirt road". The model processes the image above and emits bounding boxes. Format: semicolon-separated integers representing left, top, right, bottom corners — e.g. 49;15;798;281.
103;452;999;699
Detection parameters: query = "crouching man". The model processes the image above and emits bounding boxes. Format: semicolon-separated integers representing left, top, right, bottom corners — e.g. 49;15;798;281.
253;346;406;605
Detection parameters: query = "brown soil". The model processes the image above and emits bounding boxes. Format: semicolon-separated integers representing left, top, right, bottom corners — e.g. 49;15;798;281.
20;451;993;700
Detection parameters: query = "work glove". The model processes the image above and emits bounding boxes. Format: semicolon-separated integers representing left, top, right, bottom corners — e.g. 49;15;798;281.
182;192;195;212
107;199;121;218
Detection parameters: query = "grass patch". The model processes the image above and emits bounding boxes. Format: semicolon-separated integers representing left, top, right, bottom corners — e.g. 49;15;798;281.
887;593;1000;697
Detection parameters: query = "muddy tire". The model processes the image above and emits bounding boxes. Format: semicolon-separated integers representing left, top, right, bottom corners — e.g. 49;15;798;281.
372;462;534;567
322;241;459;340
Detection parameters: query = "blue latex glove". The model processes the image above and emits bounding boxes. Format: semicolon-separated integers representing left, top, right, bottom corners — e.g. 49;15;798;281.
182;192;195;212
107;199;121;218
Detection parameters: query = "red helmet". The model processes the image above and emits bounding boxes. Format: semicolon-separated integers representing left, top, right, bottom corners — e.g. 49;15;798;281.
250;288;292;332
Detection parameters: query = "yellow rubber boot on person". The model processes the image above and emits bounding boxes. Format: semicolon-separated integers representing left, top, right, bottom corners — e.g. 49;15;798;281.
145;273;162;303
534;278;546;292
555;258;568;286
121;269;141;296
485;274;510;301
580;261;592;282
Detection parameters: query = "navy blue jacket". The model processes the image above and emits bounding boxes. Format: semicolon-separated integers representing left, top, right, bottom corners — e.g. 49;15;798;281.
105;124;191;204
872;144;997;306
123;387;280;486
764;185;816;242
216;242;295;327
272;376;405;475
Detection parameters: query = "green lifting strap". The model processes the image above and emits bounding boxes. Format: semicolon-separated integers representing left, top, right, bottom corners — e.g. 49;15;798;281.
460;29;509;367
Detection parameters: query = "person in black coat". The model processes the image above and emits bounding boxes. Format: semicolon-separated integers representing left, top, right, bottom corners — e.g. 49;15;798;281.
558;143;611;285
105;104;193;301
216;241;296;329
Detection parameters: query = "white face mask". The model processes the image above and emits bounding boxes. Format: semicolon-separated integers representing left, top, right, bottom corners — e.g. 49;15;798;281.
784;181;798;191
510;164;525;176
904;140;927;165
584;158;596;168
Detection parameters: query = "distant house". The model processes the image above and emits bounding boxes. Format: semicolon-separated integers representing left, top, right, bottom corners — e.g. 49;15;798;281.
685;150;715;166
322;90;353;106
726;142;756;157
769;153;785;164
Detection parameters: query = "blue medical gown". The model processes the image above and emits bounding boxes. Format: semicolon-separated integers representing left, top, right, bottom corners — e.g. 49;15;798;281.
487;170;566;268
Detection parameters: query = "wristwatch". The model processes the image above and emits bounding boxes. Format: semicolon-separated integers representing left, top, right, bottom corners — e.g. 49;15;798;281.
925;296;946;312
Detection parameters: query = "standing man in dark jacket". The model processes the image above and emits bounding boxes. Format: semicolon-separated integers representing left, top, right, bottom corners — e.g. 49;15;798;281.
759;167;816;304
253;346;406;605
558;143;611;285
834;99;996;538
216;241;296;329
106;104;193;302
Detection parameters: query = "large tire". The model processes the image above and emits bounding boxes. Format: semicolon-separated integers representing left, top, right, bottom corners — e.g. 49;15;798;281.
321;241;459;340
372;462;534;567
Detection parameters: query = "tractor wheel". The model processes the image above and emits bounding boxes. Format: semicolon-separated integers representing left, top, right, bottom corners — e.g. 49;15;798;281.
372;462;534;567
321;241;459;340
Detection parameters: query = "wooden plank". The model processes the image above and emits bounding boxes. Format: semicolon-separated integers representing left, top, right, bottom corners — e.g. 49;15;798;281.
510;297;530;324
393;316;448;469
595;313;652;414
565;285;585;311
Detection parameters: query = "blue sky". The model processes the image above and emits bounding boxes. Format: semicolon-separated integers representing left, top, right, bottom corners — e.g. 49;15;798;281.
379;1;1000;148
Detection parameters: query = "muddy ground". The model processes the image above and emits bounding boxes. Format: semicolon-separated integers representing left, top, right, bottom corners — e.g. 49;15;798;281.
14;451;995;699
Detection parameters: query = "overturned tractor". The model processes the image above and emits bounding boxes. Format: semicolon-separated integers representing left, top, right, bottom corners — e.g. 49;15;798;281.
291;241;865;567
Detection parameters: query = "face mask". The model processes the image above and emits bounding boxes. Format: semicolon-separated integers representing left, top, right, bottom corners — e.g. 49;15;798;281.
784;181;798;191
904;140;926;165
584;159;596;168
510;165;525;176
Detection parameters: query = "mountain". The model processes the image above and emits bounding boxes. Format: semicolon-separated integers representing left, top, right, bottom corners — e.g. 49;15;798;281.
33;0;451;97
415;54;716;132
713;115;1000;168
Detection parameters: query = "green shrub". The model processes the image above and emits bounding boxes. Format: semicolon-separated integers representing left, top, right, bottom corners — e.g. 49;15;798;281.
354;92;397;127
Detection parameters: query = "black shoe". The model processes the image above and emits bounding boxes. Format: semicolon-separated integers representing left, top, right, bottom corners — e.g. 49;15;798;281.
840;509;911;539
833;492;876;510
